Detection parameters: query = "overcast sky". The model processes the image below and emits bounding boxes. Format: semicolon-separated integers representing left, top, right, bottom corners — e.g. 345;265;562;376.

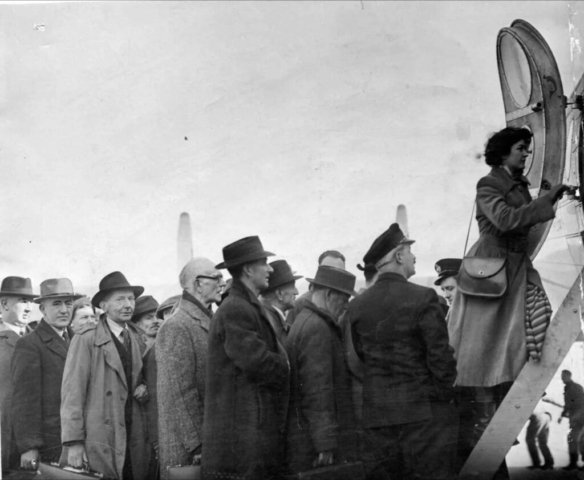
0;1;579;299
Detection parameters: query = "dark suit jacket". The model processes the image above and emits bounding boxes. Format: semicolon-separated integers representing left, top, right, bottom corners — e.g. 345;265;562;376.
260;299;290;345
11;319;72;462
348;272;456;429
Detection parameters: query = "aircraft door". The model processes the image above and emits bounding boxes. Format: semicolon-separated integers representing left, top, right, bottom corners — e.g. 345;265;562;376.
496;19;566;259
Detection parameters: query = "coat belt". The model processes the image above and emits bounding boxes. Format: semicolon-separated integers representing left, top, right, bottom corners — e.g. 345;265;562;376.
480;234;529;253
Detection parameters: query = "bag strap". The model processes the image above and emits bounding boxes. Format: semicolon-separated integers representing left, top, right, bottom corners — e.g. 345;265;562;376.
463;197;477;257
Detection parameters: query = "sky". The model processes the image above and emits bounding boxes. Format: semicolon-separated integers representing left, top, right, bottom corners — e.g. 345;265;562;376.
0;1;580;300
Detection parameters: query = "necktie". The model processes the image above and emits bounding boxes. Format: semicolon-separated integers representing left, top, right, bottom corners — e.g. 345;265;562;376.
62;330;70;346
120;328;130;351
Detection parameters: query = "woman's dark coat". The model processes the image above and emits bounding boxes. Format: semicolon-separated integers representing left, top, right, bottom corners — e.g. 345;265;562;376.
448;166;556;386
285;302;357;474
201;279;289;480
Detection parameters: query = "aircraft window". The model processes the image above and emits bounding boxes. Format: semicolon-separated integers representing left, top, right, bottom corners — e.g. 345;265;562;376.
500;32;532;108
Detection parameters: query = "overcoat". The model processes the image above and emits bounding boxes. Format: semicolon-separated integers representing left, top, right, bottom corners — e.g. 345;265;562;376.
260;299;290;345
201;279;289;480
60;318;149;480
348;272;457;429
285;302;357;473
448;167;556;386
11;319;73;463
157;294;212;480
0;323;20;470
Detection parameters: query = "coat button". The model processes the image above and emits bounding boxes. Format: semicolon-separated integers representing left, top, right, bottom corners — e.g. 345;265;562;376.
104;419;110;425
106;391;112;397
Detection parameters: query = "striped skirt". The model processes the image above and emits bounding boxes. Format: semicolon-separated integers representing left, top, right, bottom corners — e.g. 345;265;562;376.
525;283;552;361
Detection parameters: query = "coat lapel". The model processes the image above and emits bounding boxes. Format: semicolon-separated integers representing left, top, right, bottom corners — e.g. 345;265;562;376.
180;297;212;332
35;319;69;360
95;319;128;391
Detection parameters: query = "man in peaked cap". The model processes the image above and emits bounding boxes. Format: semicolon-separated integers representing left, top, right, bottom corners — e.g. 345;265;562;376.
156;295;181;321
346;224;457;480
285;266;359;474
259;260;302;344
434;258;462;308
202;236;290;480
61;272;149;480
11;279;80;470
0;277;36;473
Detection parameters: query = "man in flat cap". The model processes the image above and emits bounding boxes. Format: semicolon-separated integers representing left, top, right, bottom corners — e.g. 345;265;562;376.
285;266;358;474
347;224;457;480
11;279;80;470
286;250;346;326
202;236;289;480
434;258;462;310
156;294;181;321
259;259;302;345
131;295;161;351
157;258;223;480
0;276;36;473
61;272;149;480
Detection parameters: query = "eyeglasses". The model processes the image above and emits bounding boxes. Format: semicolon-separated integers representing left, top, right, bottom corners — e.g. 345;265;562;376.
196;275;222;281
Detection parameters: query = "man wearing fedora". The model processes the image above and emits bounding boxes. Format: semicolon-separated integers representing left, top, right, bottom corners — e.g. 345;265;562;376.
202;236;289;480
285;265;359;474
348;224;457;480
0;276;37;473
10;279;80;470
61;271;149;480
259;259;302;345
157;258;222;480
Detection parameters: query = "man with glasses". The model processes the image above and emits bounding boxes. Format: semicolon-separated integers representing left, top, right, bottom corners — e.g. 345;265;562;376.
157;257;223;480
348;224;457;480
285;265;359;474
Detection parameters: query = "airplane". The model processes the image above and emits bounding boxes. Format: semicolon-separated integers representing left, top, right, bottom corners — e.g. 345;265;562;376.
458;19;584;479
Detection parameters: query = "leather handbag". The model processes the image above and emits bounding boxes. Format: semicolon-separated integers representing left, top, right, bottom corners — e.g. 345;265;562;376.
284;461;365;480
457;257;507;298
167;465;201;480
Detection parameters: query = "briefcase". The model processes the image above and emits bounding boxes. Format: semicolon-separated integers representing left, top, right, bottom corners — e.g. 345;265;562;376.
167;465;201;480
284;461;365;480
37;462;111;479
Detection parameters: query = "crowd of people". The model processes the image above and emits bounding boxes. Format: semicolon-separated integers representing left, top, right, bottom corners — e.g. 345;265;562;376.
0;126;577;480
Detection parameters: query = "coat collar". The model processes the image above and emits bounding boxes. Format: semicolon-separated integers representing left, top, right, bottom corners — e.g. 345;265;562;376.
303;301;342;338
490;166;530;192
0;321;21;346
34;318;71;359
179;291;212;331
377;272;408;283
230;278;263;307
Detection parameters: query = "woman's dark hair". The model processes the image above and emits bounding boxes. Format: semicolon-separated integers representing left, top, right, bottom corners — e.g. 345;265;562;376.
71;297;95;322
484;127;533;166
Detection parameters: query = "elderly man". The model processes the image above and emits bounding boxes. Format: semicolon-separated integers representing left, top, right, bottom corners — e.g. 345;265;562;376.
61;271;149;480
0;276;36;473
259;260;302;344
157;257;223;480
285;266;358;474
11;279;80;470
287;250;346;325
202;236;289;479
348;224;457;480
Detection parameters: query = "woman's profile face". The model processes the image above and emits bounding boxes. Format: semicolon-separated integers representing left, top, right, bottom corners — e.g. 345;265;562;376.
502;139;531;174
71;306;97;334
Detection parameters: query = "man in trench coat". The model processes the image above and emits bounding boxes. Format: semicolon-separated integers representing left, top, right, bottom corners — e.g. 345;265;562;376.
202;236;289;480
60;272;149;480
285;266;359;474
11;279;80;469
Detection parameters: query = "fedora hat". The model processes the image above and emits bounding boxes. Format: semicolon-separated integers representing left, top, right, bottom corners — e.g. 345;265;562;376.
215;236;274;269
156;294;181;319
265;260;302;292
364;223;415;267
306;266;357;297
34;278;83;304
434;258;462;286
131;295;159;322
0;276;36;299
91;271;144;308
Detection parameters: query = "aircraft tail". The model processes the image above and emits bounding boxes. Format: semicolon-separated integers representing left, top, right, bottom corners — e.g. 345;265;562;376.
177;212;193;274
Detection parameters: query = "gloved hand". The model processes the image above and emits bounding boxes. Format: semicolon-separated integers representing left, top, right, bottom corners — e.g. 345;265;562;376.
549;184;570;203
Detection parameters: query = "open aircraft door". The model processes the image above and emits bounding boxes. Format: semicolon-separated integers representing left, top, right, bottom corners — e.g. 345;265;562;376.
459;20;584;479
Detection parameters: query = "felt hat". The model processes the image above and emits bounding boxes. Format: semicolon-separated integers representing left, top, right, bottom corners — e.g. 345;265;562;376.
215;236;274;269
265;260;302;291
131;295;159;322
0;276;36;299
91;271;144;308
306;266;357;297
34;278;83;304
434;258;462;286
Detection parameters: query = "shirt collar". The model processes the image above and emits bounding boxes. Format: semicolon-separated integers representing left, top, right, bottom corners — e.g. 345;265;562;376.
272;305;286;322
48;324;66;338
2;321;25;336
106;316;126;339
